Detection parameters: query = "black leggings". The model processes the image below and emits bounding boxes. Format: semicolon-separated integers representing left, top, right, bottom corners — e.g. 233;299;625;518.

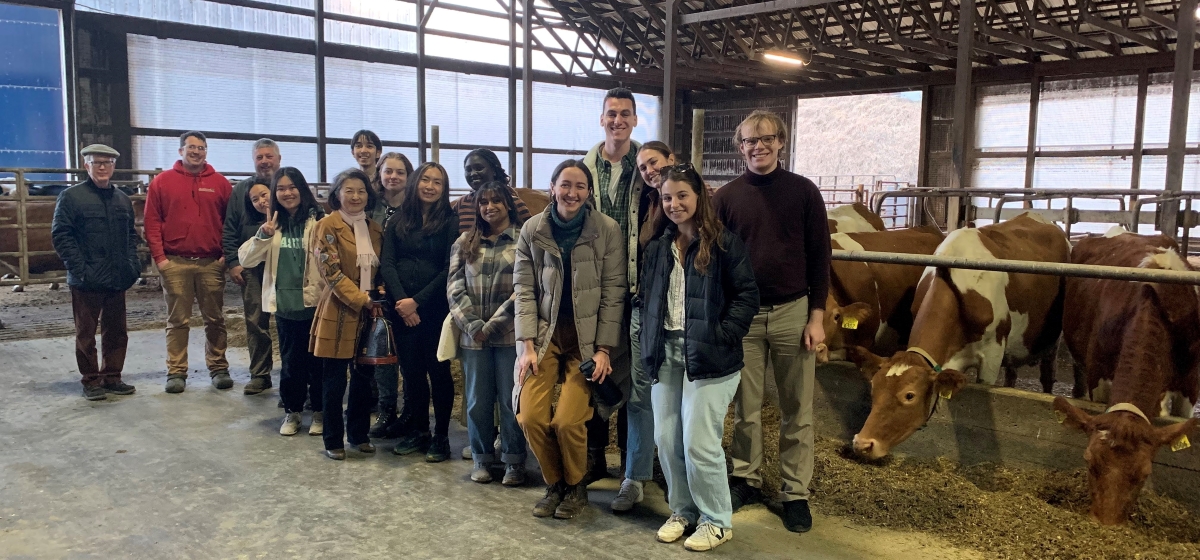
276;315;322;414
396;316;454;437
321;357;372;451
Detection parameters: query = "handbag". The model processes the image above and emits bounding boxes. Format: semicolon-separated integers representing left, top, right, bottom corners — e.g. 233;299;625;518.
356;302;398;365
436;314;460;362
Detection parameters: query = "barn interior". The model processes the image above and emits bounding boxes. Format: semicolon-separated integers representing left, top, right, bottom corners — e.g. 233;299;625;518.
2;0;1200;558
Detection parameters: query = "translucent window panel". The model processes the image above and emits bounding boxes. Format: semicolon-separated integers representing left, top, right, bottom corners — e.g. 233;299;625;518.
323;144;419;183
529;84;659;152
127;36;317;137
971;157;1025;190
79;0;314;38
324;58;419;142
793;92;921;183
1036;76;1138;151
133;136;319;184
1032;157;1132;190
975;83;1030;152
1140;73;1200;149
1136;154;1200;191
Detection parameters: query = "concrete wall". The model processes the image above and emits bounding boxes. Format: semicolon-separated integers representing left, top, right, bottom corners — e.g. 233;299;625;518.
813;362;1200;511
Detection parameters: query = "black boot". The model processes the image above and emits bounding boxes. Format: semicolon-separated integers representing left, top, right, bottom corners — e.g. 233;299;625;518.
582;446;610;485
369;405;398;439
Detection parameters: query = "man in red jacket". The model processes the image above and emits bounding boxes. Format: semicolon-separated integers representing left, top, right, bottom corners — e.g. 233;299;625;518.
144;131;234;394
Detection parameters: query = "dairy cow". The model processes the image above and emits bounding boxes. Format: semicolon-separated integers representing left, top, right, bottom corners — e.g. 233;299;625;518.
1053;227;1199;525
827;202;886;233
850;213;1070;459
818;226;945;363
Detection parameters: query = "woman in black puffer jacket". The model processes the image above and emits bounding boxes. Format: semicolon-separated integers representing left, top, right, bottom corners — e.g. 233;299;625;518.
638;163;758;552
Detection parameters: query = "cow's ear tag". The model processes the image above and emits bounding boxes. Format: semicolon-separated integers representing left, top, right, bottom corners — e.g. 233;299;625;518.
939;388;953;400
1170;434;1191;452
841;317;859;330
1054;410;1066;424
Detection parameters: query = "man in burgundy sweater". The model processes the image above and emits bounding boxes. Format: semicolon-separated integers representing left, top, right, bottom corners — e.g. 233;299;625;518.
144;131;234;394
712;110;831;534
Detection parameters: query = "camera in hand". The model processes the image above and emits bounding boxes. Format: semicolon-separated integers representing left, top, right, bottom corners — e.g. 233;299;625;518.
579;357;622;407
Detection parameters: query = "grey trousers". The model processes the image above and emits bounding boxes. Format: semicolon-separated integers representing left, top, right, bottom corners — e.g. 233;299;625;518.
729;296;815;502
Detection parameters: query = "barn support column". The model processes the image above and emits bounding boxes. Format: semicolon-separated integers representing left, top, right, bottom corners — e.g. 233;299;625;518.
1131;69;1149;194
661;0;678;143
417;0;428;164
315;0;327;182
948;0;976;230
508;0;517;177
522;0;533;188
1162;0;1197;238
1022;74;1040;198
63;0;78;165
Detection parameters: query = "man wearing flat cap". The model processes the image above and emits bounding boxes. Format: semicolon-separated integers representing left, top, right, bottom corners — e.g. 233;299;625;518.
51;144;144;401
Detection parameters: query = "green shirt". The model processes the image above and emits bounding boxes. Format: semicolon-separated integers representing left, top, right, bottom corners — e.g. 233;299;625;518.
274;221;314;321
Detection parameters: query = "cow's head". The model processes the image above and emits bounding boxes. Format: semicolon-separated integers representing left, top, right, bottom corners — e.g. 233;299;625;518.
1052;397;1197;526
851;350;966;459
816;296;874;364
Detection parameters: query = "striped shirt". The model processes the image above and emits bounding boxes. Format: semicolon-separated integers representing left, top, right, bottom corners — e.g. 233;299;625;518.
452;187;532;233
447;226;519;349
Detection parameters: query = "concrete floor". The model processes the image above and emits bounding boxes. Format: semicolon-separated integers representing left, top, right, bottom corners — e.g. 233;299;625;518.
0;330;980;560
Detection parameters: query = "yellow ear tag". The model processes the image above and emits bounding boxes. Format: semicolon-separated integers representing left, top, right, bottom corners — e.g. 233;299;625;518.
1170;434;1191;452
1054;410;1066;424
841;317;859;330
939;388;953;400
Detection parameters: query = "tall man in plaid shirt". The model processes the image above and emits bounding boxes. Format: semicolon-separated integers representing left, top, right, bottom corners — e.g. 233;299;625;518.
582;88;656;512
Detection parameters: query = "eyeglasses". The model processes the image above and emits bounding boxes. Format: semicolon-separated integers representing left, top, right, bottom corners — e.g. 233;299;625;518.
184;146;207;153
739;135;778;147
86;160;115;168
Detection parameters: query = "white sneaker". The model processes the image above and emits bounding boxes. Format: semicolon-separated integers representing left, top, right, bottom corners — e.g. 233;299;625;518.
462;446;472;460
656;513;691;543
280;412;302;436
308;412;324;436
684;522;732;551
611;478;644;512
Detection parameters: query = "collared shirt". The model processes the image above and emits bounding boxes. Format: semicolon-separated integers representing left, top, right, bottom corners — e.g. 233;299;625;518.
594;148;637;244
447;226;520;349
665;242;685;332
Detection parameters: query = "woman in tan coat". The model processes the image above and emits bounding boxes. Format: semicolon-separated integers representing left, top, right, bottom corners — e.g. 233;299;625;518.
310;169;383;460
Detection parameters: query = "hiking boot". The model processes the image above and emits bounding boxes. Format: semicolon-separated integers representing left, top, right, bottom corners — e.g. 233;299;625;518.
610;479;644;512
392;431;431;456
165;376;186;394
583;446;610;485
656;513;691;543
369;406;398;439
102;381;136;395
471;462;493;483
308;412;324;436
502;463;527;487
684;522;732;551
280;413;302;436
729;477;762;512
532;483;565;518
426;436;451;463
782;499;813;533
243;376;271;395
553;484;589;519
354;442;376;454
211;371;233;390
83;386;107;401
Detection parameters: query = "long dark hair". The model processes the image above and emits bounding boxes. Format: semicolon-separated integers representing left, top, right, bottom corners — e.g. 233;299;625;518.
244;179;272;225
393;161;453;237
328;168;379;212
655;164;724;274
271;167;323;227
637;141;674;248
464;148;511;188
462;181;521;263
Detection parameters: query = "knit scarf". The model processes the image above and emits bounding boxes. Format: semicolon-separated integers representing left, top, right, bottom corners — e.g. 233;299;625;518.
338;209;378;292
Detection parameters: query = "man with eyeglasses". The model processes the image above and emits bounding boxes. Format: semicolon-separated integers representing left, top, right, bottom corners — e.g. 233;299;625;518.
712;110;831;534
52;144;144;401
144;131;234;394
222;138;281;396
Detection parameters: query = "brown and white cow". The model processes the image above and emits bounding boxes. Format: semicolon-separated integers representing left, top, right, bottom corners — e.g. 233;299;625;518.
827;202;886;234
1053;227;1199;525
851;213;1070;459
818;226;945;363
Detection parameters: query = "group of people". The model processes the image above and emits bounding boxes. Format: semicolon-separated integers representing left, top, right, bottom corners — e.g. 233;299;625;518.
50;88;831;552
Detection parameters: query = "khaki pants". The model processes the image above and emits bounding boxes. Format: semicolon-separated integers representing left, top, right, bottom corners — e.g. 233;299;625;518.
240;265;273;378
730;296;815;502
517;340;593;486
160;255;228;377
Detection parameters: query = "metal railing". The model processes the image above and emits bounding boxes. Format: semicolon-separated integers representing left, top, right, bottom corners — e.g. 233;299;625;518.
819;179;915;229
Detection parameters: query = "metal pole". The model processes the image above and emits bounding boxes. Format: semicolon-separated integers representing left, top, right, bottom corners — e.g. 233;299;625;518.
522;0;533;189
948;0;976;230
661;0;678;143
832;249;1200;286
1022;74;1040;195
508;0;517;178
1162;0;1196;238
315;0;327;182
417;0;428;165
63;1;78;167
431;125;440;163
691;108;704;170
16;171;29;290
1131;69;1149;193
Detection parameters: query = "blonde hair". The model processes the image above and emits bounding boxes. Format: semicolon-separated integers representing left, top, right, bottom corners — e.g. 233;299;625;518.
733;110;789;147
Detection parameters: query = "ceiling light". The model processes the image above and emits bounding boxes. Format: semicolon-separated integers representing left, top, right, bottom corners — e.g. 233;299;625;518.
762;51;805;66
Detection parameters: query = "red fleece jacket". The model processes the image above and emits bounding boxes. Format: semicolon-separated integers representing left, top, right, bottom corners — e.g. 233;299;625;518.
144;161;232;262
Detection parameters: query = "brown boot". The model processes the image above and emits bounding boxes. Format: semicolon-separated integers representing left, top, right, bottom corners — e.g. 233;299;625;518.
553;484;589;519
533;483;565;518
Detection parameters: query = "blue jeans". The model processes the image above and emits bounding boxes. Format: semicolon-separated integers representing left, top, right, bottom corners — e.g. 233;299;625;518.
624;306;655;481
461;346;527;465
652;334;741;529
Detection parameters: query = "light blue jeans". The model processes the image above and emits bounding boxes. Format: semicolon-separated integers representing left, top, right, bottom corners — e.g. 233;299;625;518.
625;306;656;481
652;334;741;529
461;346;527;465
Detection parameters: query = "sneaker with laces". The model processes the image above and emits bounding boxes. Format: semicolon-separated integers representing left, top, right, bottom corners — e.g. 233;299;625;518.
683;522;732;551
782;499;813;533
211;371;233;390
728;477;763;512
83;385;107;401
308;412;324;436
426;435;451;462
553;484;589;519
610;478;644;512
471;462;493;483
502;463;526;487
393;431;431;455
243;376;271;395
280;413;302;436
102;381;136;395
533;483;565;517
656;513;691;543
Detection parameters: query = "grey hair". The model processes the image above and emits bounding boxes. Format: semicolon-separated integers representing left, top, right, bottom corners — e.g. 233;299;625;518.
252;138;279;155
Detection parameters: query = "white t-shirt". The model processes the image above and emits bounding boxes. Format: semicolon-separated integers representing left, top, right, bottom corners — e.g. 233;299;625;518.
665;242;686;332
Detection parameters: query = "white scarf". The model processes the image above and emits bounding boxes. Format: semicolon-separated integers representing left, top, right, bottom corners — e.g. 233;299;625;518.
338;209;378;292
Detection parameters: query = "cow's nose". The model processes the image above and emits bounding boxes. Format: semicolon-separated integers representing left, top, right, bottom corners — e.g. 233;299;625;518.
815;343;829;364
852;434;876;455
